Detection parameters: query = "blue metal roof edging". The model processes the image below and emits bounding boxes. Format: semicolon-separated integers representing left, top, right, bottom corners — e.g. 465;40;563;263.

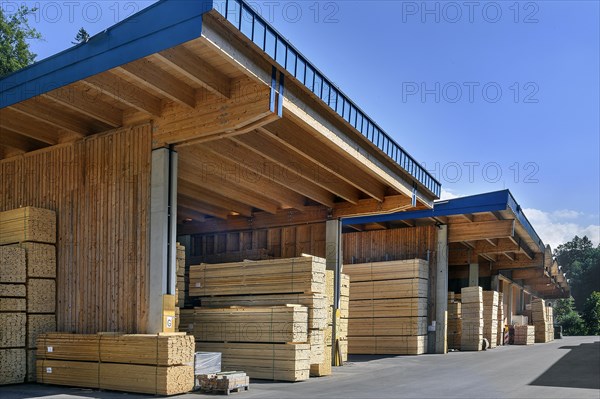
342;189;545;252
0;0;213;108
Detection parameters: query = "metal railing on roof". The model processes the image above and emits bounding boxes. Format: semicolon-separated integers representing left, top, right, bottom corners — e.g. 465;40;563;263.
215;0;441;198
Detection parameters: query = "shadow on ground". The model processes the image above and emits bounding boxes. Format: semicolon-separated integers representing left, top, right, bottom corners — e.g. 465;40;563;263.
530;340;600;390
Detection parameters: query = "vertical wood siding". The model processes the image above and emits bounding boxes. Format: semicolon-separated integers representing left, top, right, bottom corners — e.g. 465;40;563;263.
0;125;152;333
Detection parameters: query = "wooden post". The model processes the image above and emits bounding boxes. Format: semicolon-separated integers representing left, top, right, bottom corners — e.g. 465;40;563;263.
326;219;341;361
469;263;479;287
435;225;448;354
147;148;178;333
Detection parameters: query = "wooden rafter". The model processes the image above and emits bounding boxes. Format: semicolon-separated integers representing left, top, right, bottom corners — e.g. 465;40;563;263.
43;87;123;127
0;108;58;145
178;195;230;220
178;179;253;217
448;220;515;243
0;127;48;153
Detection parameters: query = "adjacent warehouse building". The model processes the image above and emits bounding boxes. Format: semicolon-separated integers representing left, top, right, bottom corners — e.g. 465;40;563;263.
1;0;567;371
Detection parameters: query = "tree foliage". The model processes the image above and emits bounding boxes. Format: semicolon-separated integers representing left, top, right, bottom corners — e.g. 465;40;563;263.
582;291;600;335
72;28;90;45
554;235;600;310
0;5;41;77
553;297;586;335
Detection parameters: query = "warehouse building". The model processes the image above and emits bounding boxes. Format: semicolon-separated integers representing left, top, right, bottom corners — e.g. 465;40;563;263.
0;0;568;389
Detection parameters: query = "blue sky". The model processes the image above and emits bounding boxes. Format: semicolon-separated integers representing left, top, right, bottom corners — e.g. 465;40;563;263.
10;0;600;248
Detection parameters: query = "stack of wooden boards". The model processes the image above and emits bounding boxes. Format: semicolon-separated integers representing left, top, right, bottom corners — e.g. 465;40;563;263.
447;293;461;350
531;299;554;343
497;293;505;346
190;255;334;381
513;325;535;345
0;207;57;385
36;333;194;395
197;371;249;395
345;259;428;355
482;291;499;348
460;287;483;351
175;243;186;331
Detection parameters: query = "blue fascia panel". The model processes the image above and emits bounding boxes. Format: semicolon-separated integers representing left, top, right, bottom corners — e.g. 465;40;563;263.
0;0;214;108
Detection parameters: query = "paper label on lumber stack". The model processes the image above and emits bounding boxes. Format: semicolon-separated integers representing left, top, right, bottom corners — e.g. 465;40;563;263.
1;348;26;385
189;256;326;296
196;342;310;382
193;306;308;344
0;246;26;283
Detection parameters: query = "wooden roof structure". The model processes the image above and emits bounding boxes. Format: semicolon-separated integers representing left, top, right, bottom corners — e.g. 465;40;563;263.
342;190;570;299
0;0;440;225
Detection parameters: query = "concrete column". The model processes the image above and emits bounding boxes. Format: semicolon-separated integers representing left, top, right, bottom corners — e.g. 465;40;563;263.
326;219;342;362
491;275;499;291
469;263;479;287
147;148;178;333
507;283;514;324
435;225;448;354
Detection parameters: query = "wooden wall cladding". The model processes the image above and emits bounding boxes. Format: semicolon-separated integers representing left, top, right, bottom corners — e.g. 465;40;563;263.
342;226;437;265
189;223;327;263
0;125;152;333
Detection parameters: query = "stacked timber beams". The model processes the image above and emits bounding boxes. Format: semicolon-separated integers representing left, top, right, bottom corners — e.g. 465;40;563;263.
0;207;57;385
447;293;462;350
189;255;327;381
497;293;505;346
513;325;535;345
531;299;554;343
175;243;186;331
460;287;483;351
345;259;429;355
36;333;194;395
482;291;499;348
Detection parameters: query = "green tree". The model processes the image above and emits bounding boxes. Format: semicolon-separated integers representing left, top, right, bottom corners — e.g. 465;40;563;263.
72;28;90;45
554;297;586;335
554;236;600;310
0;5;41;77
582;291;600;335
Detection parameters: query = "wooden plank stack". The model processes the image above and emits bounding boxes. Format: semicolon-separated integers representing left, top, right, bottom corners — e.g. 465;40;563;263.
447;293;462;350
513;325;535;345
175;243;186;332
198;371;249;394
189;255;327;381
189;256;326;297
192;305;308;343
497;293;505;346
346;259;429;355
531;299;554;343
460;287;483;351
36;333;195;395
482;291;499;348
196;342;310;381
0;207;57;385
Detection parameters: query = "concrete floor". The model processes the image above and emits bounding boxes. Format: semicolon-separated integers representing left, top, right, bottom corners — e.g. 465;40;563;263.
2;336;598;399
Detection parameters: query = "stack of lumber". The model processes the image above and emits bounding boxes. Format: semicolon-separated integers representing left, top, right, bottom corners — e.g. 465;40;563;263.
0;207;57;384
346;259;429;355
513;325;535;345
198;371;249;394
189;256;326;296
482;291;499;348
196;342;310;381
447;293;462;350
36;333;194;395
176;243;186;308
546;306;554;342
190;255;326;381
460;287;483;351
192;305;308;343
497;293;505;346
531;299;554;343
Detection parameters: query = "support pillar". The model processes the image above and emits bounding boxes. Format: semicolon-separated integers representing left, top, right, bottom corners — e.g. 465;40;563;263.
435;225;448;354
469;263;479;287
326;219;342;361
491;275;499;291
147;148;178;333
